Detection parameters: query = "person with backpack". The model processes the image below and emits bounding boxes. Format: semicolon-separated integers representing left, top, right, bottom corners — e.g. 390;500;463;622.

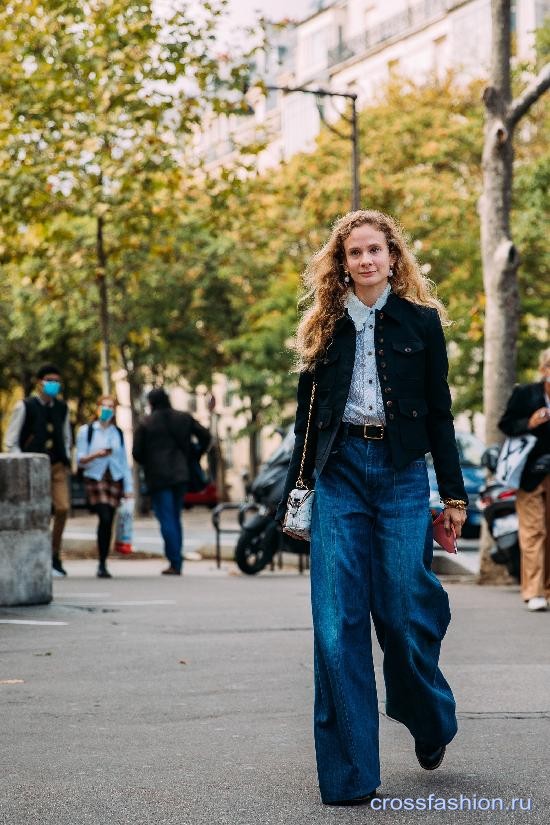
5;363;72;577
132;388;211;575
76;395;133;578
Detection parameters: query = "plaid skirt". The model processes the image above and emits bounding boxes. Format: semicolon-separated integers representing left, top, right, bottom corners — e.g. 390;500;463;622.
85;470;124;509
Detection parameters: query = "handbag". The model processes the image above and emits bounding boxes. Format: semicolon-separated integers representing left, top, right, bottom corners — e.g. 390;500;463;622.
432;512;457;554
495;434;536;488
283;382;317;542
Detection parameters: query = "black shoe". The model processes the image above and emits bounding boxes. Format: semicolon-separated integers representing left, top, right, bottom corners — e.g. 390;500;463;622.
161;566;181;576
97;565;112;578
325;791;378;807
52;557;67;577
415;743;446;770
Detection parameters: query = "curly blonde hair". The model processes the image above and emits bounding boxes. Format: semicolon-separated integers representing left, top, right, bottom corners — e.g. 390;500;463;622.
294;210;449;371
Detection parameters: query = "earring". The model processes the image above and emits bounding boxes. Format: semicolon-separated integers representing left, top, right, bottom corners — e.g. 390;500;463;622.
389;267;394;278
344;269;350;285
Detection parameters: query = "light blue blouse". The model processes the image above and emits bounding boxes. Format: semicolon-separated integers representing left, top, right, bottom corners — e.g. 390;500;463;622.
76;421;133;494
342;284;391;426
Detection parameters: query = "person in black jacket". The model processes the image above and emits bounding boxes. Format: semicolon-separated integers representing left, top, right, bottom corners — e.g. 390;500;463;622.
499;348;550;611
5;363;72;577
132;388;211;575
277;210;467;806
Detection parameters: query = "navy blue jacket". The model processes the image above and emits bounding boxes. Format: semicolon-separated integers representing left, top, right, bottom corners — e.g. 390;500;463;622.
276;292;467;523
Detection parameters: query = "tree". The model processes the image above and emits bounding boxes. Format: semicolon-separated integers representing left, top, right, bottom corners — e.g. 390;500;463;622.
478;4;549;583
480;3;550;444
0;0;252;394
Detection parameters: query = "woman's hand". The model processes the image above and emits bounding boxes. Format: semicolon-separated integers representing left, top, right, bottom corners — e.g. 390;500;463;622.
443;506;467;539
528;407;550;429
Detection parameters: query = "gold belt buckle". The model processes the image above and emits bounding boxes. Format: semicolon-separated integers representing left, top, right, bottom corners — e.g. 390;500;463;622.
363;423;384;440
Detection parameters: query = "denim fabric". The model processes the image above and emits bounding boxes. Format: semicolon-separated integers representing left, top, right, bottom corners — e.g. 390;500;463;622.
310;429;457;803
151;484;186;572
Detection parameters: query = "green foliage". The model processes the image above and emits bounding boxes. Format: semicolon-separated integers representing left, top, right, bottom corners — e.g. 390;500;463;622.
0;0;254;419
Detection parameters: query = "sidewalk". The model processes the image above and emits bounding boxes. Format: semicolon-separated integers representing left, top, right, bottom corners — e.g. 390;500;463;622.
63;509;482;574
1;561;547;824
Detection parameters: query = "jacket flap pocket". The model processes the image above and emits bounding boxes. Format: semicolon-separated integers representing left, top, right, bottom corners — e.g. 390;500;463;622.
316;406;332;429
392;340;425;355
398;398;428;418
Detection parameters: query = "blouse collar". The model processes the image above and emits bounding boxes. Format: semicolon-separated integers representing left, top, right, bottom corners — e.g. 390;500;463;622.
344;283;391;331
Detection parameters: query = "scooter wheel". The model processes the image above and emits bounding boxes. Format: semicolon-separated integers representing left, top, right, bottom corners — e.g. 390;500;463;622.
234;528;276;575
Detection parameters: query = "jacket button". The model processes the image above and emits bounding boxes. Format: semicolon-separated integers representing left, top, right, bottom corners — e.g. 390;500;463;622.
412;410;418;417
386;400;393;407
405;346;412;353
389;413;395;420
379;312;384;319
379;338;384;343
384;387;392;393
378;349;384;355
383;375;388;381
381;362;386;368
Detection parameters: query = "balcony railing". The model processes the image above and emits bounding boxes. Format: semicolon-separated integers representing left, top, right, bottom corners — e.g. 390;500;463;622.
327;0;451;68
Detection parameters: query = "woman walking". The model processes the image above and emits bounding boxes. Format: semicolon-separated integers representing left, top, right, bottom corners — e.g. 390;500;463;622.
76;395;133;578
276;210;467;806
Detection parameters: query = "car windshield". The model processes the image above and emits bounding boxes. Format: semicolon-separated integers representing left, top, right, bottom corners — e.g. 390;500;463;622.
426;431;485;468
456;432;485;467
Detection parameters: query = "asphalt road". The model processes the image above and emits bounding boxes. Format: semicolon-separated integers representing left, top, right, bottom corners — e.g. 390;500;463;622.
1;559;548;824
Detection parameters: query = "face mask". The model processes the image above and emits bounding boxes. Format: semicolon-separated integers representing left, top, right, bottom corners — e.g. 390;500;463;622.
99;407;114;422
43;380;61;397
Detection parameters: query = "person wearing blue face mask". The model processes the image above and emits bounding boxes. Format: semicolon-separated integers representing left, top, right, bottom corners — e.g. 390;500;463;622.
5;363;72;576
76;395;133;578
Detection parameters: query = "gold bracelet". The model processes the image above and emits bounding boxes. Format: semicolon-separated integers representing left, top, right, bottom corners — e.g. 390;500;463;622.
441;498;467;510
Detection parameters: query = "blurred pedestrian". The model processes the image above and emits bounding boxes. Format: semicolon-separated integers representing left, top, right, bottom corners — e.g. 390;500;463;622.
132;388;211;575
276;210;467;805
5;363;72;577
499;347;550;611
76;395;133;578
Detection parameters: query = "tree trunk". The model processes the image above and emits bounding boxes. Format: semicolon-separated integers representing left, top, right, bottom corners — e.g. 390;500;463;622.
478;0;550;582
96;214;111;395
120;345;143;517
480;0;520;448
248;408;261;479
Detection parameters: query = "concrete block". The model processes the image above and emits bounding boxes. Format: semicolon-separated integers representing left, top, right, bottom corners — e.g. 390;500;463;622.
0;454;52;606
0;453;50;531
0;530;52;605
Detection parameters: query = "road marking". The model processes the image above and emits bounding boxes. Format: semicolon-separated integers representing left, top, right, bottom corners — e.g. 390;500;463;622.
58;593;110;598
105;600;177;606
0;620;68;626
0;679;25;685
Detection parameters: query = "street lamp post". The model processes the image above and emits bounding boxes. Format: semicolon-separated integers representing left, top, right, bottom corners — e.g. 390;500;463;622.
265;84;360;211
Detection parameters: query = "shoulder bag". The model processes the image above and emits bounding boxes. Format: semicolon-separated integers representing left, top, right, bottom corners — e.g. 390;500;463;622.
283;382;316;542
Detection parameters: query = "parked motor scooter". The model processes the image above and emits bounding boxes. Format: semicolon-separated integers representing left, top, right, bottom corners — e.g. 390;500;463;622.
478;446;521;581
235;428;309;575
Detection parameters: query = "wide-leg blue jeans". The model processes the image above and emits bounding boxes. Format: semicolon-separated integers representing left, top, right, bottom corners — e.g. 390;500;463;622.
310;431;457;803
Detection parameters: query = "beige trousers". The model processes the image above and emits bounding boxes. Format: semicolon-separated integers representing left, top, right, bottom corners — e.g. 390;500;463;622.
516;475;550;601
51;462;70;557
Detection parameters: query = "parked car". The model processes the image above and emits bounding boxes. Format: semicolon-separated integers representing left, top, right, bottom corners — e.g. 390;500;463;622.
428;431;486;538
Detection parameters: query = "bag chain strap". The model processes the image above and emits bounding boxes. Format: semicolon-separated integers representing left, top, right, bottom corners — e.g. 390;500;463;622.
296;381;316;490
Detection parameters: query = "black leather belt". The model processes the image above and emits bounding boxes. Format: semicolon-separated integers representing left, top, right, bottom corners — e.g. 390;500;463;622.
346;423;386;440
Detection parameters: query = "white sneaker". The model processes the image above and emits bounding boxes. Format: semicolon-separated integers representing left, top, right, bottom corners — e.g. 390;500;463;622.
527;597;548;612
52;569;65;578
